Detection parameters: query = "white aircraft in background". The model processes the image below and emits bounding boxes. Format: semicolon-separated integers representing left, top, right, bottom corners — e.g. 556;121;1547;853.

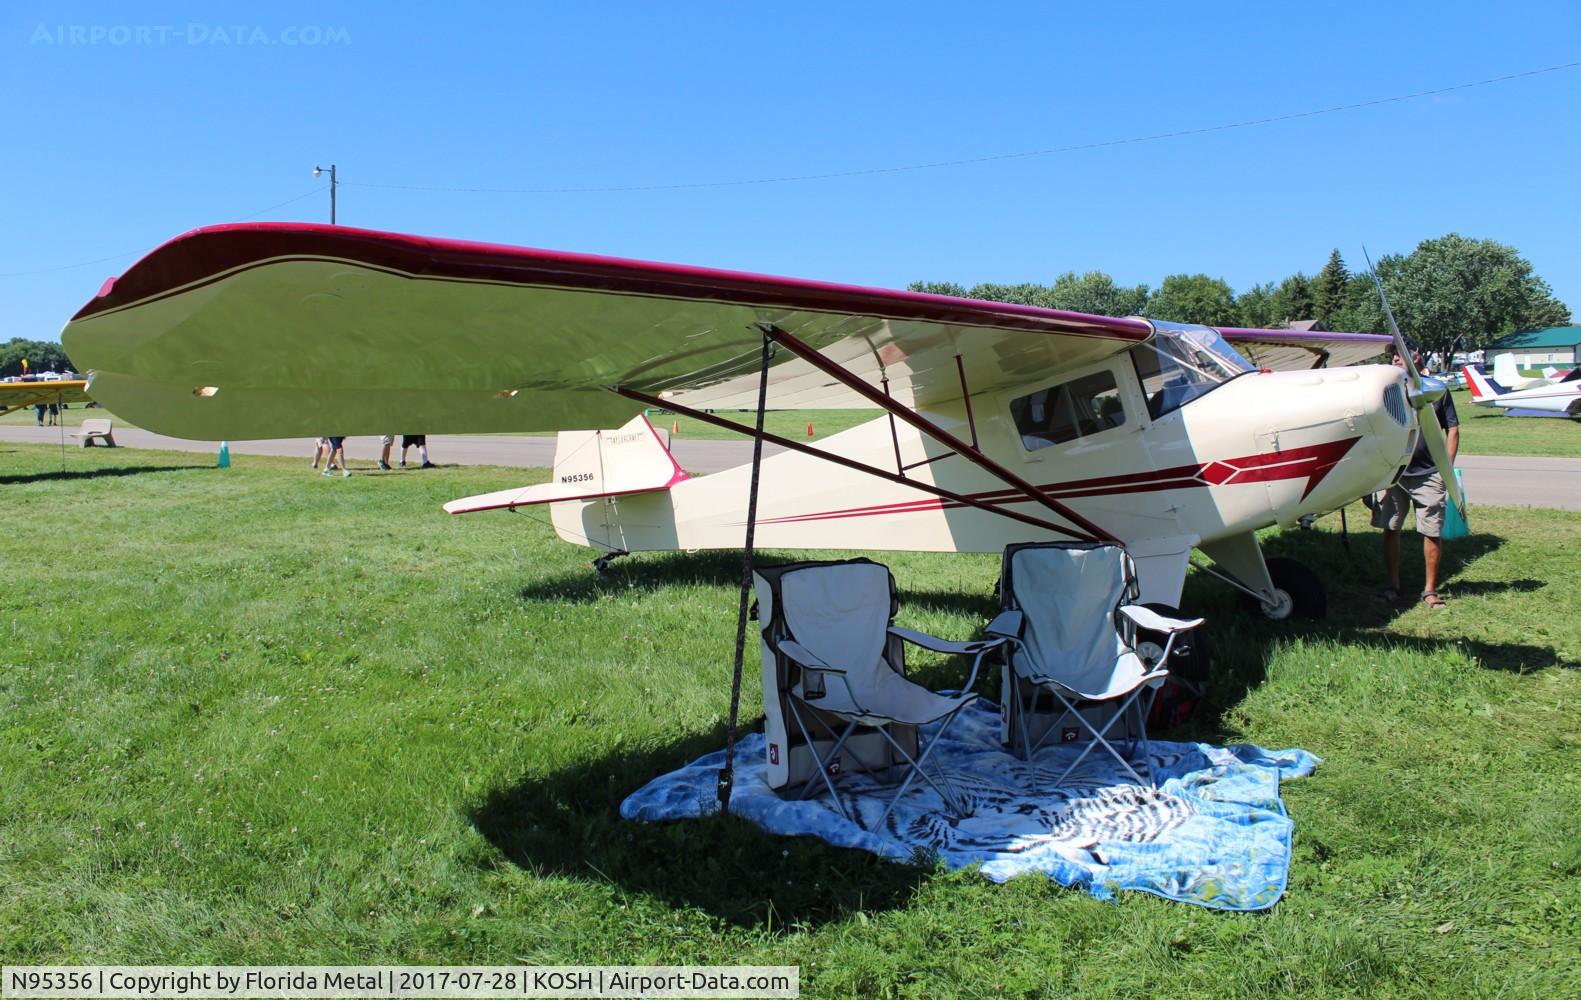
1492;354;1559;391
61;223;1459;626
1463;361;1581;418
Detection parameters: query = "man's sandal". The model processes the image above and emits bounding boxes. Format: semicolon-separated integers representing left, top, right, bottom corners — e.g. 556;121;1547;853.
1421;590;1448;610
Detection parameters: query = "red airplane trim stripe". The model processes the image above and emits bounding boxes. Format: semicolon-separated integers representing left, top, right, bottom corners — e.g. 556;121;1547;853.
754;437;1361;527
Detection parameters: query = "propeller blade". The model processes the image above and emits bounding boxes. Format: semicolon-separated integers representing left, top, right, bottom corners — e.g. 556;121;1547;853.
1362;246;1460;508
1418;412;1465;512
1361;245;1422;394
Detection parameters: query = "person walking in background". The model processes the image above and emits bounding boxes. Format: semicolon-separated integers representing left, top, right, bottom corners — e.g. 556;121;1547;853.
322;436;351;478
400;434;434;469
311;437;329;470
46;402;59;426
378;435;395;471
34;403;45;426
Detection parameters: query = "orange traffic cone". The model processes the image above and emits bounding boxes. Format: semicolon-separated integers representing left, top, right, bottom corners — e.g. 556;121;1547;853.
672;419;679;435
807;422;815;437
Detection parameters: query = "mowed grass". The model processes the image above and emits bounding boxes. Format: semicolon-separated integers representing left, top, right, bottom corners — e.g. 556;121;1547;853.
1;442;1578;998
0;404;130;429
651;409;875;442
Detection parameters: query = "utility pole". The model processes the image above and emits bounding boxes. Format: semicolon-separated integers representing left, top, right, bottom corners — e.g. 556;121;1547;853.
313;164;338;224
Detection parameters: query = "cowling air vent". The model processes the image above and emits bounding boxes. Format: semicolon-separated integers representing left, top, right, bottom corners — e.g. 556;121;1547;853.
1383;383;1408;426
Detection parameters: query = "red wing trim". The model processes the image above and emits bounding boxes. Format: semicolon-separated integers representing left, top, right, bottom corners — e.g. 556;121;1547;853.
72;223;1152;344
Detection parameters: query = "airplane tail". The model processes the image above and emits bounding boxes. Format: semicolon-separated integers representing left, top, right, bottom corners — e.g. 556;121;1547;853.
1462;364;1506;401
1491;353;1547;389
443;413;688;514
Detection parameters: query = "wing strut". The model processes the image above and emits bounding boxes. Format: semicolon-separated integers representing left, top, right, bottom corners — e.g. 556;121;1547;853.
616;388;1083;538
759;325;1116;542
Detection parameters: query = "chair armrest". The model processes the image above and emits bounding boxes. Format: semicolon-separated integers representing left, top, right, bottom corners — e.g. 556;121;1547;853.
1119;604;1205;633
984;609;1025;640
888;625;1006;655
777;639;847;674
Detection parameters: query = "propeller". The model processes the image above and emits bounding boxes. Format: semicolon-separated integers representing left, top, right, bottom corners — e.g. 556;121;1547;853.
1362;246;1464;511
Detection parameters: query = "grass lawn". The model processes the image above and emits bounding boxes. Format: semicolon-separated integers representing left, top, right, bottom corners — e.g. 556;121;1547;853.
1448;389;1580;458
2;442;1577;996
651;409;875;443
0;404;131;429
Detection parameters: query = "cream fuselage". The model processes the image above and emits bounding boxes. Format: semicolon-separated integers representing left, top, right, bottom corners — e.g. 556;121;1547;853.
553;360;1414;603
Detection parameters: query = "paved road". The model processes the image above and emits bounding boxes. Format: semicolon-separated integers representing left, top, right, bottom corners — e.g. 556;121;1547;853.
3;425;1578;510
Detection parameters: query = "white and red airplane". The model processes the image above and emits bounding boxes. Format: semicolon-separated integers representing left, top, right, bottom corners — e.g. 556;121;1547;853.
61;223;1459;622
1463;361;1581;418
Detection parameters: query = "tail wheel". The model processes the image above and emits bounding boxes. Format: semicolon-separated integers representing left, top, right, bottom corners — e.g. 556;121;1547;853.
1247;557;1327;621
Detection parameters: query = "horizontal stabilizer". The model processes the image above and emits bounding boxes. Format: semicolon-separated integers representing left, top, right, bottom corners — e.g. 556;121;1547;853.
444;414;686;514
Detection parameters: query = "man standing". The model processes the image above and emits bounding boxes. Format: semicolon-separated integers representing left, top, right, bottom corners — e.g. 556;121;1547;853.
1373;341;1459;609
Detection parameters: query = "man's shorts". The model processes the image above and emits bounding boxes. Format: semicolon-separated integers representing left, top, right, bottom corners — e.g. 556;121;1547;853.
381;434;395;446
1370;473;1446;538
402;435;426;448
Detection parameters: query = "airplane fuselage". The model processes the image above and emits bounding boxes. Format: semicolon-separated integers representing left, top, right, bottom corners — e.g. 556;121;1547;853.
552;359;1413;605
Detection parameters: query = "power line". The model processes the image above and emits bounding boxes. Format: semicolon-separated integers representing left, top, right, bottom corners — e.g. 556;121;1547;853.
341;60;1581;195
0;185;328;279
235;185;328;221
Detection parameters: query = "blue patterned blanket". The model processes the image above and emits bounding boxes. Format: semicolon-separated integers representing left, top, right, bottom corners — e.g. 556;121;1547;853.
621;703;1318;911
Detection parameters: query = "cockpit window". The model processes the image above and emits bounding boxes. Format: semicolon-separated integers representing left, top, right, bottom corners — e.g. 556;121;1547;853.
1131;321;1255;418
1011;369;1126;452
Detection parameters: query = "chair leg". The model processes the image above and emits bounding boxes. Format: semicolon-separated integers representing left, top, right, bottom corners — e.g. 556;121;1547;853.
787;700;857;819
872;709;970;826
1139;687;1159;789
1048;690;1149;790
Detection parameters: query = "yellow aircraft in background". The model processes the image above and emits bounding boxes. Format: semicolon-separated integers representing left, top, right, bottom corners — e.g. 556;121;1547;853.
0;379;92;417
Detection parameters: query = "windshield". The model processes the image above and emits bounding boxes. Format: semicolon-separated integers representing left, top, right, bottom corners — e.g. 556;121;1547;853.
1131;321;1255;418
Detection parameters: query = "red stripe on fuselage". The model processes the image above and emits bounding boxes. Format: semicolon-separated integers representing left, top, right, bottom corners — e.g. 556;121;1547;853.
754;437;1361;526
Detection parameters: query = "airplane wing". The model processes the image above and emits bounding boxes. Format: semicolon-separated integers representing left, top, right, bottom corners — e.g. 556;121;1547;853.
61;223;1152;440
1217;328;1390;371
0;380;92;416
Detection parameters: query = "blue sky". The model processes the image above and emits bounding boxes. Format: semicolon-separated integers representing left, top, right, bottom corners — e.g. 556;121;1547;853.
4;1;1578;342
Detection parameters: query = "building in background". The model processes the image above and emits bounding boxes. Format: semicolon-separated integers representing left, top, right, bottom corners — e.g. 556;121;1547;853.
1482;326;1581;370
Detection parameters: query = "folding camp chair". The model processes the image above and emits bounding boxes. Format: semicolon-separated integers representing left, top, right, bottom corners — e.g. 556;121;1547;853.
986;541;1203;789
754;558;1005;826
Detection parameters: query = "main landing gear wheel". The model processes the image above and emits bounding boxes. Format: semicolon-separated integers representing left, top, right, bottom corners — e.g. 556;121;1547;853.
1133;603;1211;684
1244;557;1327;621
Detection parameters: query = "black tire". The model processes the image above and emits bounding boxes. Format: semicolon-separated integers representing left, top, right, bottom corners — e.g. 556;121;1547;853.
1245;557;1327;621
1134;602;1210;685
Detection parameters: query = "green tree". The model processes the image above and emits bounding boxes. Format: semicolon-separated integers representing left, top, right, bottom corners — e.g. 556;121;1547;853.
909;273;1147;316
907;281;968;298
1046;271;1149;317
1361;234;1572;358
1236;282;1278;328
964;282;1055;308
1268;273;1315;326
1145;274;1241;327
1327;272;1389;333
1313;250;1349;331
0;338;76;378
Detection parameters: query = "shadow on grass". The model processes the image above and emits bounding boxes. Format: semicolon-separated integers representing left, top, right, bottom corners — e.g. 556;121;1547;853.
0;464;209;485
470;720;928;930
1170;527;1572;743
484;523;1569;921
516;550;998;620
